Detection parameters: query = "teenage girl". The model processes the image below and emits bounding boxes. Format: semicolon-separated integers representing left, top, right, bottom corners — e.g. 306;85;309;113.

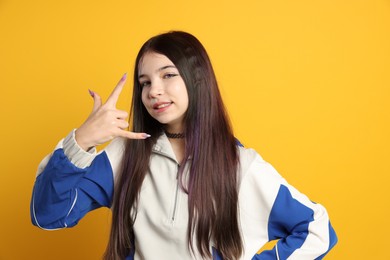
31;31;337;260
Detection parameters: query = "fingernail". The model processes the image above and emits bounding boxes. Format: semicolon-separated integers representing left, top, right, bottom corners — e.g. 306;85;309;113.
121;73;127;81
88;89;95;97
142;133;151;139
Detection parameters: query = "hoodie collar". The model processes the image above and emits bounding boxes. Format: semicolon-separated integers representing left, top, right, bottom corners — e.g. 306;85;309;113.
152;133;178;163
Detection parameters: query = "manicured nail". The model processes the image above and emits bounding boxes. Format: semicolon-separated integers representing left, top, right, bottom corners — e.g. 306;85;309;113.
121;73;127;81
142;133;151;139
88;89;95;97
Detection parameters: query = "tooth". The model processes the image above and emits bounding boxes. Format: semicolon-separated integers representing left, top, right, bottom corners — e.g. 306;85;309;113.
157;103;169;109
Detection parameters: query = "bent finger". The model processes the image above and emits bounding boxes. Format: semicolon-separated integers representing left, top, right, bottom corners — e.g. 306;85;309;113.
116;119;129;129
114;109;129;120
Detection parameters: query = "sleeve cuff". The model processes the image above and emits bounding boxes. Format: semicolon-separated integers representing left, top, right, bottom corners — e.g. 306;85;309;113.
63;129;97;169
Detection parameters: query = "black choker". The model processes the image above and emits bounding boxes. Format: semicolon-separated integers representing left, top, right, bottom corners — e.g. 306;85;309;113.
165;131;185;139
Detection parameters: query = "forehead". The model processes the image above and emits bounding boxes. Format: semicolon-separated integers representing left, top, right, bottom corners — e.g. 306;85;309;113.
138;52;176;75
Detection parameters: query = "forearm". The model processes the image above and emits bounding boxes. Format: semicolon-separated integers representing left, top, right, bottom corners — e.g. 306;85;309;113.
31;131;114;230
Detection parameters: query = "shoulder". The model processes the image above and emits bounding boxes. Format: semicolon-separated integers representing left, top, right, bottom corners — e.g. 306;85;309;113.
237;146;267;176
103;137;127;159
237;146;286;193
103;137;127;180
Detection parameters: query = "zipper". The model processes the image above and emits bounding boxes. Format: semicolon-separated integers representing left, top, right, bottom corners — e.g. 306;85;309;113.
152;148;181;224
171;164;180;222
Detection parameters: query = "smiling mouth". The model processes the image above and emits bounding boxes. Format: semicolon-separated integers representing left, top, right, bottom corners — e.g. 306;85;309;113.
153;102;173;110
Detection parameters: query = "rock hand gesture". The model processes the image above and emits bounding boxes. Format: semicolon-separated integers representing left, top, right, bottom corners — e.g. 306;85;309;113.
75;73;150;151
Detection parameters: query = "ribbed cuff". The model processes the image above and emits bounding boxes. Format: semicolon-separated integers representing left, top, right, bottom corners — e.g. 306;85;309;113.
63;129;97;169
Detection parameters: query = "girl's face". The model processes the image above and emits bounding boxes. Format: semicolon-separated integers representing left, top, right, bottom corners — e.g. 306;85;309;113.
139;52;189;133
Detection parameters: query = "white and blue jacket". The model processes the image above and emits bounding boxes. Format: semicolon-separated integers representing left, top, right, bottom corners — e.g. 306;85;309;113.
31;130;337;259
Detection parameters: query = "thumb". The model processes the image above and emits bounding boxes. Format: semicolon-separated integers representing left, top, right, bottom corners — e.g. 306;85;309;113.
89;89;102;113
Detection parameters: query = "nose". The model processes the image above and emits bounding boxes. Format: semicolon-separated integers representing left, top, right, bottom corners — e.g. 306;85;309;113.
148;80;164;98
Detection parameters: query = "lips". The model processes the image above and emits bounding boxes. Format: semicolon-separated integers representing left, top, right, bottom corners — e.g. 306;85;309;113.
151;102;173;114
153;102;172;110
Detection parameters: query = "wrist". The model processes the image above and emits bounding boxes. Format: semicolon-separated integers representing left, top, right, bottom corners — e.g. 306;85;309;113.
75;129;94;151
63;129;97;168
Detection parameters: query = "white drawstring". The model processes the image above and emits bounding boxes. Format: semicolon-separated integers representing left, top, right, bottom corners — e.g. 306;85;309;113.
275;243;280;260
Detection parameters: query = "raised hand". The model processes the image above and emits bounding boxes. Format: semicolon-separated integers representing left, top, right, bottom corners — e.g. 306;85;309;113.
75;73;150;151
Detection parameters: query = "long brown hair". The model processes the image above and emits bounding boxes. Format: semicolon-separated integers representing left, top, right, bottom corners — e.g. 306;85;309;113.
105;31;242;260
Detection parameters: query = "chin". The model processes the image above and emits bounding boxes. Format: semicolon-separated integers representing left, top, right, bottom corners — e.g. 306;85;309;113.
153;117;172;125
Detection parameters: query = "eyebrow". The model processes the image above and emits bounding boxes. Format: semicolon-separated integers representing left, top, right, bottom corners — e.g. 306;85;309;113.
138;65;177;79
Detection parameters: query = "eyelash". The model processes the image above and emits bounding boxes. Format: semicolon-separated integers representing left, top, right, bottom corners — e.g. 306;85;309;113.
140;73;178;87
140;81;151;87
163;73;178;79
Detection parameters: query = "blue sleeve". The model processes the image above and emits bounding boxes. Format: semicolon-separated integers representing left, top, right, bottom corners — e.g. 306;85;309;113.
252;185;337;259
30;148;114;230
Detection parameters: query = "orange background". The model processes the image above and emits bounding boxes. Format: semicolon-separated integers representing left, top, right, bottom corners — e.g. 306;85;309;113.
1;0;389;259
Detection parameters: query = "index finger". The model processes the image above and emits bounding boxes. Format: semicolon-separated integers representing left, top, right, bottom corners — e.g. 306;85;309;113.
106;73;127;107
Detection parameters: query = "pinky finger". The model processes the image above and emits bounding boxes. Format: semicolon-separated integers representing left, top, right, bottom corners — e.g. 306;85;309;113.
120;130;151;140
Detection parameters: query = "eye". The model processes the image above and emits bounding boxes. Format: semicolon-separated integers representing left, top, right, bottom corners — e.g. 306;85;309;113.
140;81;151;87
163;73;178;79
